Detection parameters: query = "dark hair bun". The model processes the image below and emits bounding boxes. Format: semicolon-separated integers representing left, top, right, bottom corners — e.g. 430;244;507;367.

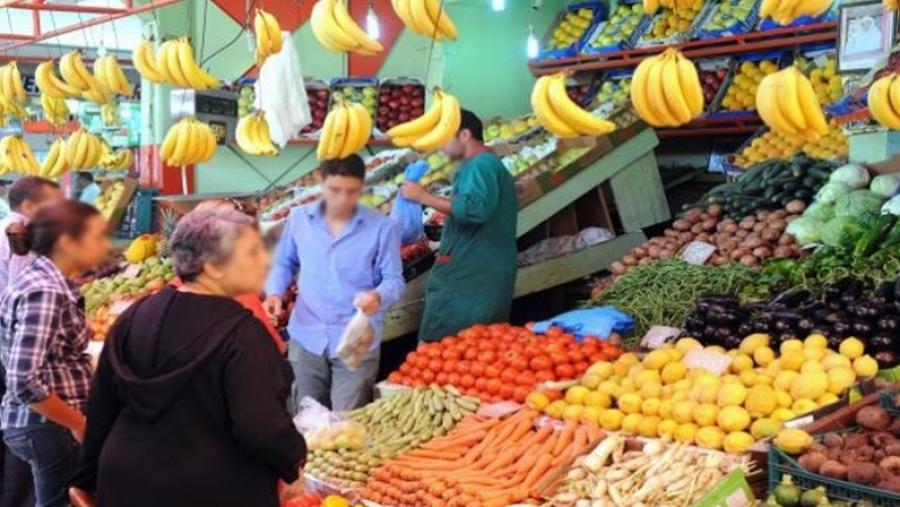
6;222;31;256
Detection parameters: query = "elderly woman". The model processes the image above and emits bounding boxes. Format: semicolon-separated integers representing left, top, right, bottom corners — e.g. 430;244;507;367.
72;209;305;507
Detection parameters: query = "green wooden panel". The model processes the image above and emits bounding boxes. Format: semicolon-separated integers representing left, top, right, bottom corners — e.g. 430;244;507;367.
849;130;900;164
608;151;670;232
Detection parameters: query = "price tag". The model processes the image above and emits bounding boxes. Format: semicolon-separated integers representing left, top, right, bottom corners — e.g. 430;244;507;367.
681;241;717;265
121;264;143;279
640;325;681;349
683;348;732;376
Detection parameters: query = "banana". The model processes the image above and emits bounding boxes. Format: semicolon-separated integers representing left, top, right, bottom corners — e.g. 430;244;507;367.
19;138;40;175
160;119;182;163
659;53;694;125
759;0;779;18
171;119;194;165
337;103;373;158
162;40;192;88
774;68;807;132
44;139;70;178
532;76;579;137
409;0;441;39
236;114;277;156
133;40;166;84
311;0;359;52
35;61;81;98
644;0;660;15
546;74;616;136
333;0;384;54
324;103;350;160
97;55;133;95
254;8;284;62
317;104;341;159
235;114;260;155
5;63;26;105
631;56;664;127
771;0;803;24
254;115;278;156
646;57;679;127
175;38;220;89
675;53;704;117
392;0;415;28
413;92;460;152
756;73;799;135
388;89;443;140
794;69;828;138
424;0;458;40
59;52;89;91
198;124;218;162
41;94;70;125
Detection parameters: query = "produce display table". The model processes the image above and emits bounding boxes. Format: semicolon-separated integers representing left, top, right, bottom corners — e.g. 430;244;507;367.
383;127;666;341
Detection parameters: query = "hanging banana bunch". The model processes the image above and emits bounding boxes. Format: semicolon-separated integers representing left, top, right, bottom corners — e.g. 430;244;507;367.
386;89;460;152
40;139;71;179
0;135;41;175
99;146;134;170
59;50;112;104
310;0;383;54
759;0;832;25
94;55;133;96
866;73;900;129
756;67;828;140
392;0;458;40
160;117;218;166
0;63;29;120
254;8;284;63
316;101;374;160
35;60;81;99
133;38;219;90
100;103;120;127
629;48;705;128
65;128;104;170
40;94;70;126
235;113;279;156
132;39;166;84
531;73;617;138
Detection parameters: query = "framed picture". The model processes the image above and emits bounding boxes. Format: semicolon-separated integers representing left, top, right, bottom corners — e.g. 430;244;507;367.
838;0;898;73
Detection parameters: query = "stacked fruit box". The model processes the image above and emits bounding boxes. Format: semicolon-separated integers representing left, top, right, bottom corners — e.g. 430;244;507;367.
329;77;379;125
538;1;606;59
582;0;651;54
694;0;760;38
637;0;714;47
709;51;786;118
374;77;426;138
757;2;836;31
697;57;735;116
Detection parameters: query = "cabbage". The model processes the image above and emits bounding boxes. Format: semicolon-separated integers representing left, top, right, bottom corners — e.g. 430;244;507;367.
803;201;835;222
884;195;900;216
834;190;885;217
821;216;866;247
829;163;871;189
785;217;822;246
870;173;900;197
815;181;852;204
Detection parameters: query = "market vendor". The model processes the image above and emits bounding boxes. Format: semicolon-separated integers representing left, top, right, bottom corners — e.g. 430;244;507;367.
401;110;518;342
264;155;404;411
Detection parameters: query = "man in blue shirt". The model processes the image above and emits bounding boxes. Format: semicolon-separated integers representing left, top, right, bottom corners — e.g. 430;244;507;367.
264;155;404;411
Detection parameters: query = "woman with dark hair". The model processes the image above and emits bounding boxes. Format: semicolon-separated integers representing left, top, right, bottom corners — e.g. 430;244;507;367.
0;200;109;507
73;208;305;507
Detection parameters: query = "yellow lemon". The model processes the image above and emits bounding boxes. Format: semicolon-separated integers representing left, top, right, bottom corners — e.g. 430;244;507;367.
598;380;622;398
700;384;720;404
774;390;793;408
581;373;603;390
771;407;796;424
853;355;878;378
586;361;614;379
839;337;864;359
673;400;696;423
780;351;805;371
642;350;671;370
739;369;758;386
696;426;725;450
617;352;639;366
612;361;630;377
640;381;663;399
804;347;826;362
801;361;825;375
780;339;804;355
526;391;550;411
628;364;644;379
661;385;673;399
730;354;754;373
817;392;839;406
765;359;782;375
773;428;813;454
804;334;827;349
635;369;661;385
666;347;684;362
827;366;856;395
672;390;689;402
658;418;678;438
673;378;692;392
661;362;687;384
717;406;751;432
750;418;780;439
790;371;828;400
599;408;624;430
722;374;742;384
774;370;799;391
638;415;660;437
621;413;643;434
745;385;777;417
740;333;770;355
694;372;720;386
754;346;776;367
562;404;584;421
753;373;774;386
675;337;702;353
693;403;719;426
705;345;727;354
822;353;851;371
545;400;567;419
584;391;612;408
675;422;698;443
580;406;603;424
791;398;818;415
641;398;661;416
658;399;674;419
620;377;636;392
618;392;643;414
717;383;748;407
565;385;591;405
723;431;756;454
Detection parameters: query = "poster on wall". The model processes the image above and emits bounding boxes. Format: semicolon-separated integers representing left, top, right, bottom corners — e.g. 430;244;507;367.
837;0;898;72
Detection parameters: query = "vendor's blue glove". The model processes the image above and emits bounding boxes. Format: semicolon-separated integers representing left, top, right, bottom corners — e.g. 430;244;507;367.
404;160;429;183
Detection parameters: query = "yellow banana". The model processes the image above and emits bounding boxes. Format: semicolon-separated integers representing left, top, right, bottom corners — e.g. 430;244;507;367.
644;0;660;15
759;0;780;18
199;124;218;162
646;57;679;127
235;115;259;155
756;73;799;135
413;92;460;152
424;0;458;40
675;53;704;117
160;120;181;163
392;0;415;27
546;74;615;136
532;76;579;137
409;0;441;39
772;0;803;24
311;0;359;52
795;69;828;137
659;54;694;125
6;63;26;105
338;103;371;158
35;61;80;98
133;40;166;84
163;40;192;88
59;52;89;91
41;139;61;177
171;118;195;165
254;9;284;61
176;38;220;89
630;56;664;127
104;56;133;95
773;68;807;132
325;104;350;160
388;90;443;141
333;0;383;54
317;105;341;159
254;115;278;156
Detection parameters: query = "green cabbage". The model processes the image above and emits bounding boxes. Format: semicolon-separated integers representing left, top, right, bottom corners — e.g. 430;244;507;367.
815;181;852;204
834;190;886;217
785;217;822;246
829;163;870;189
803;201;835;222
821;216;866;247
870;173;900;197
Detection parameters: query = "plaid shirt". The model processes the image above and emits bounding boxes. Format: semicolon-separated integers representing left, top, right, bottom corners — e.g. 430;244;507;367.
0;256;93;429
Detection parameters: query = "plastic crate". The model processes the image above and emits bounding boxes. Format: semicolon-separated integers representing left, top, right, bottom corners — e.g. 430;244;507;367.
768;445;900;504
582;0;651;55
115;188;159;239
637;1;714;47
538;1;606;60
694;0;761;39
708;50;788;118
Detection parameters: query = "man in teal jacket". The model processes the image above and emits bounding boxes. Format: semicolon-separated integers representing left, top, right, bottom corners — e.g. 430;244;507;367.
401;110;518;342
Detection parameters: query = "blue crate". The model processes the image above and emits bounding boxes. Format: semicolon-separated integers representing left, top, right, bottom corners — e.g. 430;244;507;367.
694;0;761;39
582;1;651;55
758;9;836;31
116;188;159;239
538;1;606;60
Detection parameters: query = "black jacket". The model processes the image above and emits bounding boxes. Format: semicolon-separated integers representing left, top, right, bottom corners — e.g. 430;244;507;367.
73;286;306;507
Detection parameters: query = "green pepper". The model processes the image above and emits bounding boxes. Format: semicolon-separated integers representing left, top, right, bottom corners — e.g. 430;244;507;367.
853;214;897;258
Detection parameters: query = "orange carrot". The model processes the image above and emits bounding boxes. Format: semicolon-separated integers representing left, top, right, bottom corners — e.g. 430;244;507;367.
552;419;577;456
523;454;554;491
513;448;541;475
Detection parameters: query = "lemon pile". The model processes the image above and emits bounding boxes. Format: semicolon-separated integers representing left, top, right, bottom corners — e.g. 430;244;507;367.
731;120;848;168
528;334;878;454
720;60;779;111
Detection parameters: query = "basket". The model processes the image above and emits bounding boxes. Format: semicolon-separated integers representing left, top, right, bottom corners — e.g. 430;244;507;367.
538;1;606;60
768;446;900;504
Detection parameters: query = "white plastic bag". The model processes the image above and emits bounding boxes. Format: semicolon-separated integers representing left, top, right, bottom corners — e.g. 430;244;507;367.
336;308;374;370
293;397;366;451
254;31;310;146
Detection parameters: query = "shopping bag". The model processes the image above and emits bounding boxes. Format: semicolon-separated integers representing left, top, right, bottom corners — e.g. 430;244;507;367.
390;160;430;245
293;396;367;450
335;308;374;370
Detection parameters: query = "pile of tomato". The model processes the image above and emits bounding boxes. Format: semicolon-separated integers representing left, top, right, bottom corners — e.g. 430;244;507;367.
387;323;621;403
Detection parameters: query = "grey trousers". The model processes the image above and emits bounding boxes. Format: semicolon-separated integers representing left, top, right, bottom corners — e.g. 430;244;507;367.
288;341;380;412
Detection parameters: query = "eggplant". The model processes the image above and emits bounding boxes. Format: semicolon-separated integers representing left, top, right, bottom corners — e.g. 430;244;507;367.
770;289;812;309
878;315;899;332
827;334;843;350
812;309;831;322
723;334;742;350
824;312;843;324
797;318;816;333
869;333;896;352
833;321;852;337
737;322;755;336
875;280;894;299
702;325;718;340
875;350;900;369
773;320;795;333
851;321;874;337
810;326;832;337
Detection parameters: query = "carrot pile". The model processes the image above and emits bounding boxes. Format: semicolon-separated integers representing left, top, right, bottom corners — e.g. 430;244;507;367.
360;409;605;507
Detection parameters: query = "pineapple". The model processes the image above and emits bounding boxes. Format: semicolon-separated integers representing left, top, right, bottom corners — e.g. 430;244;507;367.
156;207;179;258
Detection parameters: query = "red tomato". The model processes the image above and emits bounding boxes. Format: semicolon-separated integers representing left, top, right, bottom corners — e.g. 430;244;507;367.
442;360;457;373
523;344;540;359
573;361;590;374
459;374;475;388
499;384;515;399
544;389;563;401
484;365;501;378
515;371;537;387
464;348;479;361
421;370;435;383
568;349;586;363
500;368;518;384
512;386;530;403
424;345;441;358
435;372;449;384
416;356;430;369
509;356;529;372
428;359;443;372
474;377;487;390
406;351;420;363
469;362;485;377
486;378;502;394
477;350;497;363
555;363;575;379
446;372;461;385
399;362;412;374
559;333;576;346
456;360;471;374
535;369;555;382
529;355;551;371
464;387;479;397
549;352;569;365
441;348;457;361
582;335;600;347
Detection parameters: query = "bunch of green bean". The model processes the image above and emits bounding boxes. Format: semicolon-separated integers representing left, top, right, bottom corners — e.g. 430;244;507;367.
587;260;758;340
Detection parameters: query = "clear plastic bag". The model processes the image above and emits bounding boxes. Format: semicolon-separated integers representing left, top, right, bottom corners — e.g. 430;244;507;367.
293;396;367;451
335;308;374;370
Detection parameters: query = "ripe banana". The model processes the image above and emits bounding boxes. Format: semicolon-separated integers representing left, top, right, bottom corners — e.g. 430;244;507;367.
59;51;93;92
544;74;617;136
133;40;166;84
94;56;133;96
65;128;103;170
311;0;362;52
0;63;27;110
756;67;828;139
35;61;81;99
101;103;120;126
99;146;134;170
161;117;217;166
236;113;279;156
763;0;832;25
385;90;460;152
0;136;41;175
254;8;284;62
388;90;443;141
41;139;70;178
317;102;350;160
867;73;900;130
154;38;219;89
392;0;458;41
41;94;70;126
332;0;383;54
629;49;703;128
531;76;578;138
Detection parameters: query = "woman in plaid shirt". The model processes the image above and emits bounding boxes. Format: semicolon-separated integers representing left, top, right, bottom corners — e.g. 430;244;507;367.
0;201;110;507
